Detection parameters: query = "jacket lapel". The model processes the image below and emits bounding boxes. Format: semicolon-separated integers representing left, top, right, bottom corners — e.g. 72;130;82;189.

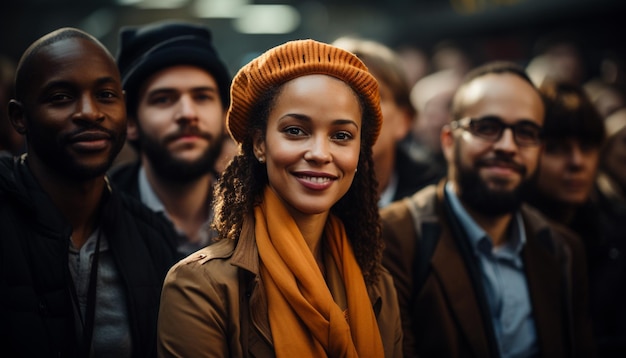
431;226;492;358
521;209;566;357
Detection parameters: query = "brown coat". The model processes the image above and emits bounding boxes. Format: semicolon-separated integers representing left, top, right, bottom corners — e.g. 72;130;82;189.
158;214;403;357
381;182;596;358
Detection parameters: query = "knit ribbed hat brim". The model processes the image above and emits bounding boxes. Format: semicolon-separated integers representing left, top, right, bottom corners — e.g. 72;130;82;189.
227;39;382;144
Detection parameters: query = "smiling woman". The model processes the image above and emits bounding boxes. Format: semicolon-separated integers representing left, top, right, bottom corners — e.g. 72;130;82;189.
157;39;403;358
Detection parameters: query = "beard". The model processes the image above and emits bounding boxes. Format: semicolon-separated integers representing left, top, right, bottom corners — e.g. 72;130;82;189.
454;144;531;216
139;125;223;183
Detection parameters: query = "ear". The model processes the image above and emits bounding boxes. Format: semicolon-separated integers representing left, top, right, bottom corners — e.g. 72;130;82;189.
252;129;266;162
126;116;139;141
8;99;27;135
440;124;455;163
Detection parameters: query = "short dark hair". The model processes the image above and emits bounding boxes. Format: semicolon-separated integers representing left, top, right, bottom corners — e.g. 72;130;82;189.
539;80;605;146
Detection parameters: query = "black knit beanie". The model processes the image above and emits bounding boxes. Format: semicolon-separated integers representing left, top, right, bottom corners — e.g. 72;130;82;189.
116;21;231;116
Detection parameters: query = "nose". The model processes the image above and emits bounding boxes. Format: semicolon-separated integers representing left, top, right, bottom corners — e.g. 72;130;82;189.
493;127;518;152
73;94;104;123
567;145;585;169
304;135;332;164
176;95;199;124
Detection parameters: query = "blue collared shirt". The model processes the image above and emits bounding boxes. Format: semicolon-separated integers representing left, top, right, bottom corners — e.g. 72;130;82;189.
137;166;214;255
445;182;538;358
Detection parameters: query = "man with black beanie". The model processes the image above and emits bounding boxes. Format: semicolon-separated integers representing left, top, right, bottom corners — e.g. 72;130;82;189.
111;21;232;255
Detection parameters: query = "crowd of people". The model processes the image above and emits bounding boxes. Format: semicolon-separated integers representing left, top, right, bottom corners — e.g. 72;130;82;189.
1;19;625;358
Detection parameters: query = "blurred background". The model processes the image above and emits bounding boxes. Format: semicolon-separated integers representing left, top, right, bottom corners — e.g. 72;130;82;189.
1;0;625;86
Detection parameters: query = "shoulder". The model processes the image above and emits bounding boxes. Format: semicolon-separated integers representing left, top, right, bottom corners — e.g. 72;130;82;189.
371;266;399;298
164;239;239;289
381;184;438;225
521;204;586;258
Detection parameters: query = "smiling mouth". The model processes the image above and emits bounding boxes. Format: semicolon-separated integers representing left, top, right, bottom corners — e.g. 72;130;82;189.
297;175;334;184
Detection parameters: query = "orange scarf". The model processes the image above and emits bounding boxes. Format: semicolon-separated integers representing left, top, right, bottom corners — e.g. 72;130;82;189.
254;187;384;357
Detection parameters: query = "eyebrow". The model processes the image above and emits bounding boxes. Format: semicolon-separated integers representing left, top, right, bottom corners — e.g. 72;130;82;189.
147;86;218;96
39;76;119;98
471;115;542;126
280;113;360;129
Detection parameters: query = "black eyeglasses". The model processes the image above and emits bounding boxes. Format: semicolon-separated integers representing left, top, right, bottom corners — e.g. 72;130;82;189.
450;116;543;147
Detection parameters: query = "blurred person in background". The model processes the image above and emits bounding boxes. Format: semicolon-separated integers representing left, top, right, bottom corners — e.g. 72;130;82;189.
526;32;587;87
527;81;622;356
590;107;626;357
584;80;625;119
333;36;443;207
111;21;232;255
526;81;605;239
395;45;431;89
404;68;463;171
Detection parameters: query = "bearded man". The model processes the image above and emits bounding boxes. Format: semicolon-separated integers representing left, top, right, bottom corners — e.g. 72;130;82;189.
111;21;232;255
381;61;596;358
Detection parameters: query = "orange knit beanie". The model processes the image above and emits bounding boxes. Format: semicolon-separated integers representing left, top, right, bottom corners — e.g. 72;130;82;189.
227;39;382;144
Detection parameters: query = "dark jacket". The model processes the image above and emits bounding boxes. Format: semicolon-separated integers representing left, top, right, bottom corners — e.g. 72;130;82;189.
108;161;142;199
586;175;626;357
158;214;404;357
392;145;445;203
381;181;596;358
108;161;218;255
0;155;181;357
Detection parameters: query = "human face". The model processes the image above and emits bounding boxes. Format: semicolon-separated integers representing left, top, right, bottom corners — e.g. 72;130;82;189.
372;80;410;188
373;81;410;162
536;138;600;205
11;36;126;181
253;74;362;219
603;128;626;190
442;73;544;214
133;65;225;181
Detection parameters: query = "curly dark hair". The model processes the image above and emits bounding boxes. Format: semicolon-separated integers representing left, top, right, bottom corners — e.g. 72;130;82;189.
212;82;384;286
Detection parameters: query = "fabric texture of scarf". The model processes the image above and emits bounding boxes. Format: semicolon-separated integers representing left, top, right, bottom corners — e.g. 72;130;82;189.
254;187;384;357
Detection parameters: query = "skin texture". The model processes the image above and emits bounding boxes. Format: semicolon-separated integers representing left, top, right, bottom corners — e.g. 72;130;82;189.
253;74;362;241
536;138;600;205
8;32;126;246
441;73;544;245
10;36;126;182
131;65;225;181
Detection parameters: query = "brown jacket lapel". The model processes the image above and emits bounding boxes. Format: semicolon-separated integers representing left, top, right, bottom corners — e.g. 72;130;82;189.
432;226;493;357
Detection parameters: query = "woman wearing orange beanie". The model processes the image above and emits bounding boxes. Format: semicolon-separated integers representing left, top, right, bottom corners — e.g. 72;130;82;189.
157;39;403;357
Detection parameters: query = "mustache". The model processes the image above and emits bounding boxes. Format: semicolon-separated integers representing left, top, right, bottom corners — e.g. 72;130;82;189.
476;156;526;175
163;127;213;144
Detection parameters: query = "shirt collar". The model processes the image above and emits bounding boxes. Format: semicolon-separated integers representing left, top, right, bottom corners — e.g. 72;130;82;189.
138;166;167;215
444;182;526;263
378;171;399;208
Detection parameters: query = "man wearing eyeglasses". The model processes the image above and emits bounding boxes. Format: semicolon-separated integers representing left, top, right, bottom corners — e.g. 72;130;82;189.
381;61;596;358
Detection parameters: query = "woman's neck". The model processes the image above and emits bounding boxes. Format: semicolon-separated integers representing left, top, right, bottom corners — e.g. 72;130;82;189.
292;211;329;265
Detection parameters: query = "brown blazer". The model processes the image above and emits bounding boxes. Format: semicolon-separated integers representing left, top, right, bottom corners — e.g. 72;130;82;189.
381;182;596;358
157;214;403;357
